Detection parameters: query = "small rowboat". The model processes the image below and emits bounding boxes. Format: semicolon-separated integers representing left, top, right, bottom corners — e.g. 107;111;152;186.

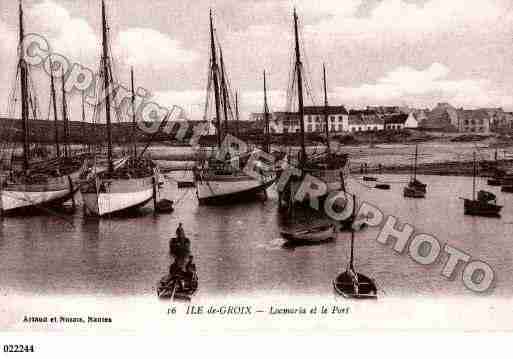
156;199;174;213
488;178;502;186
177;181;194;188
157;273;198;301
501;185;513;193
375;183;390;190
333;271;378;299
463;198;502;217
363;176;377;182
281;224;336;244
403;185;425;198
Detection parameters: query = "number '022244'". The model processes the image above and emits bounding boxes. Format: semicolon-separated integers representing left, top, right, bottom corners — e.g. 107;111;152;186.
3;345;35;353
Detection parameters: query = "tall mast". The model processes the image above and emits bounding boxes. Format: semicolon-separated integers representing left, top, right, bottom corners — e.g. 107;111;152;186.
19;0;30;171
61;74;70;157
473;152;476;201
81;92;87;151
413;145;418;181
263;70;270;153
235;91;240;137
323;64;330;154
102;0;113;172
209;10;222;148
349;193;356;271
219;48;229;137
50;60;60;157
130;67;137;157
293;9;306;167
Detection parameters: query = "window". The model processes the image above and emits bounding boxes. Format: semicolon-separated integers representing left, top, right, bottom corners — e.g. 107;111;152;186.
307;124;313;132
338;116;343;121
307;116;312;122
351;127;356;132
330;116;335;122
358;127;362;132
374;126;378;131
315;125;321;132
316;116;320;122
339;124;343;131
331;125;336;131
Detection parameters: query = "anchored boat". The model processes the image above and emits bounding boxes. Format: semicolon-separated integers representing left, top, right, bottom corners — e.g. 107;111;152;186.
403;145;427;198
281;224;336;244
80;1;158;217
1;1;85;215
463;153;502;217
278;11;349;212
194;11;276;205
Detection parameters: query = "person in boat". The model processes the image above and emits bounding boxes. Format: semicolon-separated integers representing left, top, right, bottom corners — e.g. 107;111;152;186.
185;255;197;287
176;223;185;239
167;257;186;292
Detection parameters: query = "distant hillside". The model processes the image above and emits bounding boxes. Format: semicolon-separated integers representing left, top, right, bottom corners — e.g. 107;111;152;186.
0;117;202;145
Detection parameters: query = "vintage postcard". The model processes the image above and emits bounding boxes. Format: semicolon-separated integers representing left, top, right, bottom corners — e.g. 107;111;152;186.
1;0;513;347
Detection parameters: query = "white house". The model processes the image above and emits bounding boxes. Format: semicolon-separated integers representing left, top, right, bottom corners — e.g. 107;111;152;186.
347;113;384;132
303;106;349;133
405;112;419;128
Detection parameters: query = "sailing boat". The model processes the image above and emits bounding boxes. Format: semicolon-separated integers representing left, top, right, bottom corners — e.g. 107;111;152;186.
463;152;502;217
403;145;426;198
333;195;378;299
1;0;85;215
80;0;158;217
194;11;276;205
278;10;349;211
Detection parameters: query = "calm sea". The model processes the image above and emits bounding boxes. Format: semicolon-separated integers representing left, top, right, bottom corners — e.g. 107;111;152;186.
1;166;512;299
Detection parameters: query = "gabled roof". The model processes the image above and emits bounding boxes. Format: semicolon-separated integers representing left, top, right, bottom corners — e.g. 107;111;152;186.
458;109;490;121
383;113;408;124
304;106;348;115
348;114;384;125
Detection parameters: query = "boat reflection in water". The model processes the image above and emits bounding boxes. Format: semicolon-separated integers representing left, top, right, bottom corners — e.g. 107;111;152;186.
157;233;199;301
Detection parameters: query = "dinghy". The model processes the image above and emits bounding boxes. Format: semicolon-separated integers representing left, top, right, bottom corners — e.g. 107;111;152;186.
363;176;378;182
157;273;198;301
281;224;336;244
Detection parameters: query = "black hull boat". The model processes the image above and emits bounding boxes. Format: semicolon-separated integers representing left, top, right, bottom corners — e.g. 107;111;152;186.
463;154;502;217
403;146;427;198
501;185;513;193
375;183;390;190
333;271;378;299
488;178;502;186
403;184;425;198
333;194;378;299
463;198;502;217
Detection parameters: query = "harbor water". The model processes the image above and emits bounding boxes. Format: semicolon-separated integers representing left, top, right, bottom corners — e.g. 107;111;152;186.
1;169;512;299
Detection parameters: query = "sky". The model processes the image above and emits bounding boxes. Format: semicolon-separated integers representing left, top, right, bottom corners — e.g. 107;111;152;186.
1;0;513;122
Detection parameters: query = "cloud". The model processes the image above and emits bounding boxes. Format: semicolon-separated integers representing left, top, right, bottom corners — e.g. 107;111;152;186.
27;0;99;66
115;28;198;70
0;19;17;115
332;63;513;109
304;0;506;41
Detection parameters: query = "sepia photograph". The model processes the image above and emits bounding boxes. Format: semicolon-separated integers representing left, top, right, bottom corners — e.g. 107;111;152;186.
1;0;513;348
